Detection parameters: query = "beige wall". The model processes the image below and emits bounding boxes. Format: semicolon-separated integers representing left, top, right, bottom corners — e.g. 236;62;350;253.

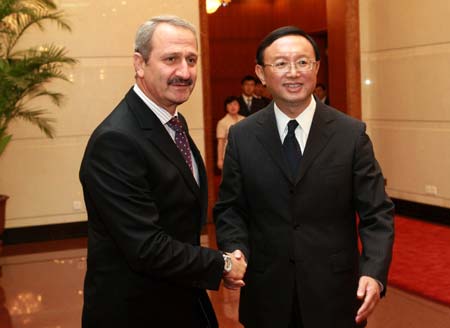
359;0;450;208
0;1;205;228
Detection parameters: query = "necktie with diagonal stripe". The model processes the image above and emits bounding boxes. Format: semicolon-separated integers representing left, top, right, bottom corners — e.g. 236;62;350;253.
167;116;193;172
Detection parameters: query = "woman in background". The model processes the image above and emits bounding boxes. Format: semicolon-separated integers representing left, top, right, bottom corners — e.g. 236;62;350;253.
216;96;245;170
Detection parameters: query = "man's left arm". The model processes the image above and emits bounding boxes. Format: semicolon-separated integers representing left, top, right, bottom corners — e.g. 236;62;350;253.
352;124;395;322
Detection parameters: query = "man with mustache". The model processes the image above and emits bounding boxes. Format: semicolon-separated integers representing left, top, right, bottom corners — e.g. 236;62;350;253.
79;16;246;328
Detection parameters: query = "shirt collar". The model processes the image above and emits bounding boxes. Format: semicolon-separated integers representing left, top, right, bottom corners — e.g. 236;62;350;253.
133;84;178;125
274;95;316;141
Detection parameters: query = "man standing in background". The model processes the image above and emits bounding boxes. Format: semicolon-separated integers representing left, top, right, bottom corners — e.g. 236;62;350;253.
254;78;272;107
80;16;246;328
238;75;268;116
314;83;330;105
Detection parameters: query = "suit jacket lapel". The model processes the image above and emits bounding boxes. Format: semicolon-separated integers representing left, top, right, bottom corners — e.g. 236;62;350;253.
294;102;335;185
254;105;293;182
187;133;208;224
124;89;201;199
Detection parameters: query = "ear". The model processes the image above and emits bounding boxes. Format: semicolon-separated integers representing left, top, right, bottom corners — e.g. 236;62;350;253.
255;65;265;85
133;52;145;78
314;60;321;74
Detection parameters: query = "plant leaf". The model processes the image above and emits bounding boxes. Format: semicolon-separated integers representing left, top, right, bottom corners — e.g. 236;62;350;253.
0;133;12;156
0;0;77;147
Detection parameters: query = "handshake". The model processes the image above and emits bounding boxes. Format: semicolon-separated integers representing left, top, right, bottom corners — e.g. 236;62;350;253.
222;249;247;290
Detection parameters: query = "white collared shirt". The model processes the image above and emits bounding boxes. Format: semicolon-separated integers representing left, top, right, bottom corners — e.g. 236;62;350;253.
274;95;316;153
133;84;199;184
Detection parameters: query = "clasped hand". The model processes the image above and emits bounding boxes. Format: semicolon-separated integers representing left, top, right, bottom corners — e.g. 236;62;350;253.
223;249;247;290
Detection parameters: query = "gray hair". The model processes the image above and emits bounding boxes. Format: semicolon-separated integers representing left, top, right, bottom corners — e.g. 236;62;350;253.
134;15;197;62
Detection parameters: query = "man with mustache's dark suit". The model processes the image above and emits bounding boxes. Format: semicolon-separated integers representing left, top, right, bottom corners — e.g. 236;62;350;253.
80;16;246;328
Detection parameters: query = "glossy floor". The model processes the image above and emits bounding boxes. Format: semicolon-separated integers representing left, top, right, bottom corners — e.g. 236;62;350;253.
1;227;449;328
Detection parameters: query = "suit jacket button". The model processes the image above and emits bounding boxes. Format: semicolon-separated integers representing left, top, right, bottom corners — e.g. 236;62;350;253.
294;224;301;230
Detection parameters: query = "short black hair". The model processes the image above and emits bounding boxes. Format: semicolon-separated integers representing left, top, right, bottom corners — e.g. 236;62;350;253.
256;26;320;65
241;75;257;85
224;95;240;112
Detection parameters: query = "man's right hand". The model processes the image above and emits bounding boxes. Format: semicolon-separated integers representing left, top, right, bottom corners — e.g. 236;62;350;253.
223;249;247;290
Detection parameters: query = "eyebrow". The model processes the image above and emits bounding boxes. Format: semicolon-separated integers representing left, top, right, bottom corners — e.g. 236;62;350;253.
272;53;310;58
161;51;198;57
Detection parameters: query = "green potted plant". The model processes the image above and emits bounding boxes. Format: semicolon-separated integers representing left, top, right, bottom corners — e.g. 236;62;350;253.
0;0;77;244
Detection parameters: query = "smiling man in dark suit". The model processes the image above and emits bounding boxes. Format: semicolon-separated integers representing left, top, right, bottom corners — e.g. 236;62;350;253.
79;16;246;328
214;26;394;328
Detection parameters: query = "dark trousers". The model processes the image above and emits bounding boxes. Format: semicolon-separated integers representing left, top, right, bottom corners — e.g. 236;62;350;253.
288;279;303;328
195;291;219;328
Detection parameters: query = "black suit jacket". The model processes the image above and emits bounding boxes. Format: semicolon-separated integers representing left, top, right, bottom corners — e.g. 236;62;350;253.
80;88;223;328
214;101;394;328
237;95;268;117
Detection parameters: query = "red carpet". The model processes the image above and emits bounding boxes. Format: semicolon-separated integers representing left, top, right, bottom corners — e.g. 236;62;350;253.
389;215;450;306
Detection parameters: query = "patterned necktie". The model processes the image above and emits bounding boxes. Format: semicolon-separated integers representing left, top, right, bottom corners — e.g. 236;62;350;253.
167;117;193;172
283;120;302;174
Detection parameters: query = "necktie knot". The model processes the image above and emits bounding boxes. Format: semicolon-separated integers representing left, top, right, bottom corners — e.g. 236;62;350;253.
167;116;184;133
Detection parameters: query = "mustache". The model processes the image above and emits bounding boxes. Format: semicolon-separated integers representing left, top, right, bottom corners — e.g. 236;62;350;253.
168;77;194;86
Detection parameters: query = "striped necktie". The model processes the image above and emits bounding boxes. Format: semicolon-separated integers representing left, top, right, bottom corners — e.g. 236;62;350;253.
167;117;193;172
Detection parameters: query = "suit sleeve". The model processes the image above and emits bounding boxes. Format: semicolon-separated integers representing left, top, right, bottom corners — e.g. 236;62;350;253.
214;125;250;259
352;123;395;291
80;129;223;290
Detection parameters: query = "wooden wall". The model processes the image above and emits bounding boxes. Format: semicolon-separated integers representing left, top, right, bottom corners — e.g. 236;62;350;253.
272;0;327;30
207;0;274;137
207;0;329;172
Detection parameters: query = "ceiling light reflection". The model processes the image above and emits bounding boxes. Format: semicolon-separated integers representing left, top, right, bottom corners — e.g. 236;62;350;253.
10;292;43;315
